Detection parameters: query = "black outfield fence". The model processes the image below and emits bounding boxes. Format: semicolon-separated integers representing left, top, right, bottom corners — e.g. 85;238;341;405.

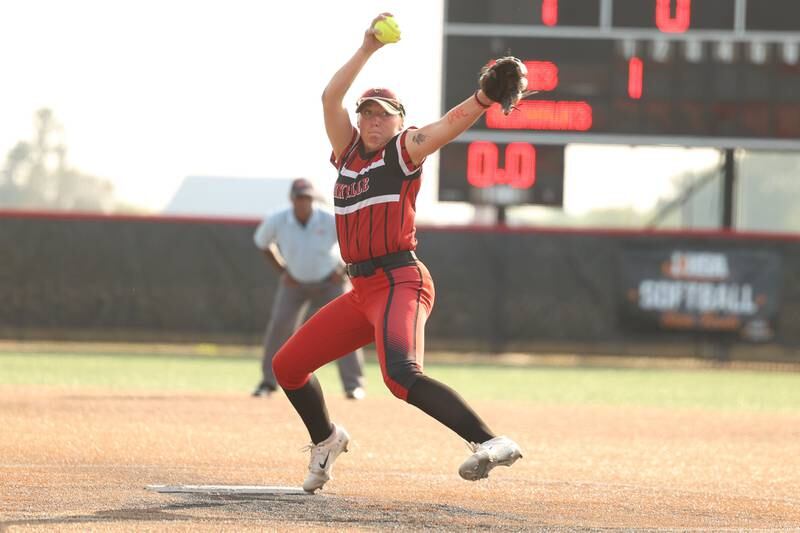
2;211;799;362
1;212;266;344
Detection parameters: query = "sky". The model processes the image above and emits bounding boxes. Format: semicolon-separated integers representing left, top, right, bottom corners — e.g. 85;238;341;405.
0;0;720;221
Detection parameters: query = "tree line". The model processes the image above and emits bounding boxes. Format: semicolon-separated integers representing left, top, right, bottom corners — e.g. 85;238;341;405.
1;108;121;212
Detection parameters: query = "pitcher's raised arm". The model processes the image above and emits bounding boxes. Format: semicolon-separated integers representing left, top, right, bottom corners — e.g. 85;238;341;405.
322;13;392;160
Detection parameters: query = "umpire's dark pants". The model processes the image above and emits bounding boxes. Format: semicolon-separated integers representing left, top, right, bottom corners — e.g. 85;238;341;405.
261;275;364;393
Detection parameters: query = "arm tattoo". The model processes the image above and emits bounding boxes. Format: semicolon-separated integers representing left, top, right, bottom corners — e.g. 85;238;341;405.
447;107;469;125
412;132;428;145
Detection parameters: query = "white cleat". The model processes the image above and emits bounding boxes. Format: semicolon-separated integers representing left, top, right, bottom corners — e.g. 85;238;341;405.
302;423;350;493
458;436;522;481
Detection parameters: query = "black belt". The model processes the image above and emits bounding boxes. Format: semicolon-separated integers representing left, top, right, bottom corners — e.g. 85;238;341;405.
345;251;418;278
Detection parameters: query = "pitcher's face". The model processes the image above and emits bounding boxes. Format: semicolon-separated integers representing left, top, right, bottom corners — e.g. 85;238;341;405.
357;102;404;151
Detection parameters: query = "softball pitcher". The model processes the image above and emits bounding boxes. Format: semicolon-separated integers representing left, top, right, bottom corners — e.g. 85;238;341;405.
271;13;525;493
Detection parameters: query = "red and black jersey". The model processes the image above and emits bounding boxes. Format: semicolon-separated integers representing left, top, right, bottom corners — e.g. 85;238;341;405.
330;127;424;264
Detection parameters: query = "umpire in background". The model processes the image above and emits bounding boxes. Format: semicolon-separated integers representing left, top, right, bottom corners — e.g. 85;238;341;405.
252;178;366;399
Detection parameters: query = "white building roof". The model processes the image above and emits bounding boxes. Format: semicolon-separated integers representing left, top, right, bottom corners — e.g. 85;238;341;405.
163;176;331;218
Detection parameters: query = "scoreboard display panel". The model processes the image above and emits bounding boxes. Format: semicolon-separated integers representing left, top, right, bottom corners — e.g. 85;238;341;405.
439;0;800;206
438;142;564;206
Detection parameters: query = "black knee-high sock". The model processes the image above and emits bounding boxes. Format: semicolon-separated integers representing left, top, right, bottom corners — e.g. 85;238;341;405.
282;374;333;444
406;375;494;444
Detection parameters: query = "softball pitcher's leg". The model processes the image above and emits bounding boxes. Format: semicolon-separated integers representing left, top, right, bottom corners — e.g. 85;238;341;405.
406;377;494;445
310;279;366;398
272;291;373;492
373;265;491;440
255;282;309;396
373;264;522;480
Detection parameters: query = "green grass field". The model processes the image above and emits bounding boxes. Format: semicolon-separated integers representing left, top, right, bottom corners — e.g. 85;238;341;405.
2;350;799;412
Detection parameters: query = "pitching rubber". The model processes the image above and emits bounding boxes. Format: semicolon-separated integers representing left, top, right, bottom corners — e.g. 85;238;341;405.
146;484;310;496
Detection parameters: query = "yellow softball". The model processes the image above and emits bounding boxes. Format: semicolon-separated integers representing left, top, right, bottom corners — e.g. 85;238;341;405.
373;16;401;44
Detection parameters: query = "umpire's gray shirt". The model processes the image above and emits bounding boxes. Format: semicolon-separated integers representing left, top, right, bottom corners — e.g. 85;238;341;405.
253;207;343;283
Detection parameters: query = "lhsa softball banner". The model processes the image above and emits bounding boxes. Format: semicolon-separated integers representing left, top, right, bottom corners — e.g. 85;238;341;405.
619;248;783;342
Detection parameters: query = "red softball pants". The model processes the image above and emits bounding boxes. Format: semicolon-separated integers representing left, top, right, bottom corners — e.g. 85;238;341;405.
272;262;435;400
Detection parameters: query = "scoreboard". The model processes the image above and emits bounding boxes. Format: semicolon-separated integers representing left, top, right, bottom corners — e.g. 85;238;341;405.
439;0;800;206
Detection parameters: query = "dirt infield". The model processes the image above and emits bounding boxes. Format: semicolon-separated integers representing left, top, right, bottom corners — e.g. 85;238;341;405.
1;386;799;531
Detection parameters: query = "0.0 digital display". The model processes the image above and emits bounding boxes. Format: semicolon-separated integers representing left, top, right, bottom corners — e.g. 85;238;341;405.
438;142;564;206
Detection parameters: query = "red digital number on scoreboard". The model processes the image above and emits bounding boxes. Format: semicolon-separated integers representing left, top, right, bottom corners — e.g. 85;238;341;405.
466;141;537;189
542;0;693;33
655;0;691;33
542;0;558;26
628;56;643;99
